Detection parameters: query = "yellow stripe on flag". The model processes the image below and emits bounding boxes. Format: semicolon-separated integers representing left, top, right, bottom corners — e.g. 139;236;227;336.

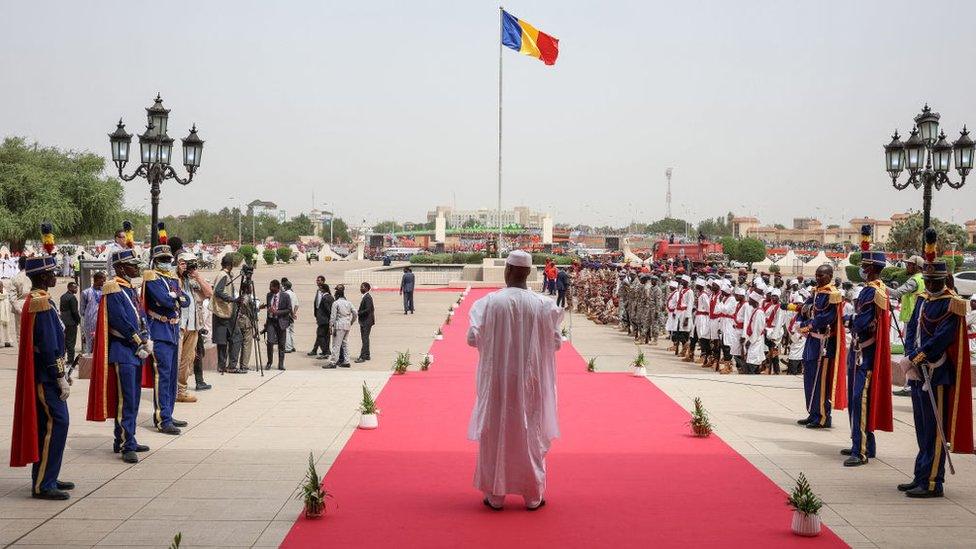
519;20;542;59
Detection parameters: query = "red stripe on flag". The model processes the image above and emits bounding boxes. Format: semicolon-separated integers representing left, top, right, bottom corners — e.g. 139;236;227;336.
536;31;559;65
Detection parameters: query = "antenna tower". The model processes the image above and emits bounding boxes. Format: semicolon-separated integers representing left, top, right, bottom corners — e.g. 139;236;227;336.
665;167;673;218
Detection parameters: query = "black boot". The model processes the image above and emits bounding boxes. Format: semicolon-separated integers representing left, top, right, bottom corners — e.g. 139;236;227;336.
122;451;139;464
905;485;943;498
32;488;69;500
56;480;75;490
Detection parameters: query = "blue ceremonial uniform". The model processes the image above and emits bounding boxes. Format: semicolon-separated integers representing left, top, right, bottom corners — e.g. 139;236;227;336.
104;276;149;453
29;290;69;494
904;291;960;492
847;283;880;459
142;271;189;429
800;286;841;427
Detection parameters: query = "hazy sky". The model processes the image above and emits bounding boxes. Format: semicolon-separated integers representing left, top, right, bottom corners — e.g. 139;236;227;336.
3;1;975;229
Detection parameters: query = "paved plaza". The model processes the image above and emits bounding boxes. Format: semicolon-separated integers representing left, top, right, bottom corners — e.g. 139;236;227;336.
0;261;973;547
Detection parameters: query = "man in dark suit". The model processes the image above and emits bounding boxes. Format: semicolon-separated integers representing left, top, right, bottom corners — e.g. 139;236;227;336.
556;268;570;308
355;282;375;363
308;276;334;359
260;279;292;370
400;267;415;314
58;281;81;363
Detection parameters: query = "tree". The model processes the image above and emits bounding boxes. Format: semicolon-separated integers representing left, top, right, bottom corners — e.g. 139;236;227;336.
735;237;767;264
697;214;733;237
461;218;481;229
886;212;968;254
646;217;689;235
325;217;351;243
773;223;787;230
373;220;400;233
0;137;125;250
718;236;739;259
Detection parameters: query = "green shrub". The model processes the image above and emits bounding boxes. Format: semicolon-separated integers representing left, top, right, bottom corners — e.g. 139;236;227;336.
409;252;487;264
276;247;292;263
531;253;574;265
938;255;962;273
263;249;277;265
227;252;244;267
845;264;863;283
238;245;257;264
768;264;780;273
881;266;908;285
848;252;862;266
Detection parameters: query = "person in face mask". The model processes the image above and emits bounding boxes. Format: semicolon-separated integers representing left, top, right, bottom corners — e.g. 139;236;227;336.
142;244;190;436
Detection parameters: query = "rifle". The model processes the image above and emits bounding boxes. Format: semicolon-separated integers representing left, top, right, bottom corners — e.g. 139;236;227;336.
889;307;955;475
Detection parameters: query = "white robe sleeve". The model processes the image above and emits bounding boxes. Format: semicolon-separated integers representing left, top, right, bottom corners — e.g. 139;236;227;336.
467;294;489;348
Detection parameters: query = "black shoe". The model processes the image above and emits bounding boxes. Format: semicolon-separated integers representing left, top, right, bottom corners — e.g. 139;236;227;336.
306;351;318;356
266;362;273;368
339;363;351;368
32;488;69;500
906;486;943;498
317;354;330;360
844;456;868;467
897;482;918;492
322;364;337;369
797;418;811;425
355;358;368;363
56;480;75;490
159;424;181;435
277;366;285;370
482;498;503;511
195;382;212;391
171;419;188;427
122;451;139;464
840;448;852;456
113;443;150;453
3;343;11;348
226;368;243;374
806;422;830;429
893;388;912;397
527;499;546;511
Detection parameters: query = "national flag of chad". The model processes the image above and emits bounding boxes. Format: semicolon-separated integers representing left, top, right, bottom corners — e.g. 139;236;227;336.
501;10;559;65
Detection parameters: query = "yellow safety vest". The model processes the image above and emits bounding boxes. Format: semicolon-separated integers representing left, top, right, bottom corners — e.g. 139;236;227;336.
900;272;924;322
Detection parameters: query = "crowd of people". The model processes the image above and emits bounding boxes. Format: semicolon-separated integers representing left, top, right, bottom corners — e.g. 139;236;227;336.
564;239;974;497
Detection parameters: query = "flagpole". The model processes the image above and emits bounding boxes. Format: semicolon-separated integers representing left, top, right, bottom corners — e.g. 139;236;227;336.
497;6;504;259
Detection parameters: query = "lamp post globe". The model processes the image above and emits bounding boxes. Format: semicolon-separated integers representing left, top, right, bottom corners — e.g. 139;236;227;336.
903;127;925;176
931;131;952;176
914;104;940;146
181;125;204;172
884;130;905;180
952;126;974;181
146;93;170;137
108;119;132;168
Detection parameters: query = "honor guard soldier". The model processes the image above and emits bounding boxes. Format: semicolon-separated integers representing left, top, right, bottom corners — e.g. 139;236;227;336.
87;249;153;463
9;224;74;499
900;231;973;498
143;245;190;435
841;228;894;466
794;264;847;429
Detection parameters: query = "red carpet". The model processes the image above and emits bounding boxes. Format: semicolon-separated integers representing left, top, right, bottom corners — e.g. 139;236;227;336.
282;289;846;548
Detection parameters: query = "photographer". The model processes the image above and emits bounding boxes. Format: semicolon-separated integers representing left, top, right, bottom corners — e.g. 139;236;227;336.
235;279;260;371
211;255;240;373
178;253;213;401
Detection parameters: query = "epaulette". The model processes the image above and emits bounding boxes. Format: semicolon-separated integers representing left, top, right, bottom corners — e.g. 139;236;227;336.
828;288;842;305
949;296;969;317
868;282;889;310
28;291;51;313
142;270;158;281
102;280;122;295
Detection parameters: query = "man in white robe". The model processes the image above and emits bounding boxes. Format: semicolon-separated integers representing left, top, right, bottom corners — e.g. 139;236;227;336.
467;250;564;511
744;291;768;374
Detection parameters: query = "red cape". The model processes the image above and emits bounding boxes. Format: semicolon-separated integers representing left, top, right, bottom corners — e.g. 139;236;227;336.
946;320;974;454
86;295;119;421
10;294;39;467
867;298;893;432
138;284;154;389
831;302;848;410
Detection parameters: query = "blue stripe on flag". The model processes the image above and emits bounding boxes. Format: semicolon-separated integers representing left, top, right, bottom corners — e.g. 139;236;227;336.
501;10;522;52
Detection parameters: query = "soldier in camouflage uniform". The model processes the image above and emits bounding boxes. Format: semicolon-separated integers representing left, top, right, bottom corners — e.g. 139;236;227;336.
633;273;649;341
645;275;663;344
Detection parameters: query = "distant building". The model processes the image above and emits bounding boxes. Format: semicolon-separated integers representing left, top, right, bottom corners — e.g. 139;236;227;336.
966;219;976;245
425;205;547;229
737;215;902;245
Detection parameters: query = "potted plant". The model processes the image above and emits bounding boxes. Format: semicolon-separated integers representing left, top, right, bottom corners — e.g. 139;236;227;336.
434;328;444;340
587;357;596;372
689;397;713;437
297;452;335;518
787;473;823;536
393;350;410;375
421;353;433;371
631;348;647;377
170;533;182;549
560;326;569;342
358;382;379;429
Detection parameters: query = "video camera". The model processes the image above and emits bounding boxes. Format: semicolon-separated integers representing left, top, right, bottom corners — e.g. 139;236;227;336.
240;261;254;277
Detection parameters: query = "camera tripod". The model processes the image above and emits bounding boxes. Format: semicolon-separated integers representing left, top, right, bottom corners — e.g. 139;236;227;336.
225;262;266;377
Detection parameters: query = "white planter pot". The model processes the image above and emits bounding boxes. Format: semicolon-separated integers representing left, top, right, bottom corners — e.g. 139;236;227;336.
449;311;455;317
633;366;647;377
435;335;444;340
560;336;569;342
359;413;378;430
791;511;821;537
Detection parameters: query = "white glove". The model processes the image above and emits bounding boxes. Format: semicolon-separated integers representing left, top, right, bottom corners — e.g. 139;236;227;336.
144;339;154;354
136;343;151;360
57;376;70;401
168;291;177;298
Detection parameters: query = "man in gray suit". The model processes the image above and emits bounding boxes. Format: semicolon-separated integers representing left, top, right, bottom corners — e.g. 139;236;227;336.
400;267;416;314
260;279;292;370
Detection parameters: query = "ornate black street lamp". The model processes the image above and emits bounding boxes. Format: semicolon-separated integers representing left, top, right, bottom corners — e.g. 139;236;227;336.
884;104;973;241
109;94;204;249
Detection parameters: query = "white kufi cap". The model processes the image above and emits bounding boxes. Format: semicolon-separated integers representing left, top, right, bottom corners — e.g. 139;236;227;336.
506;250;533;268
